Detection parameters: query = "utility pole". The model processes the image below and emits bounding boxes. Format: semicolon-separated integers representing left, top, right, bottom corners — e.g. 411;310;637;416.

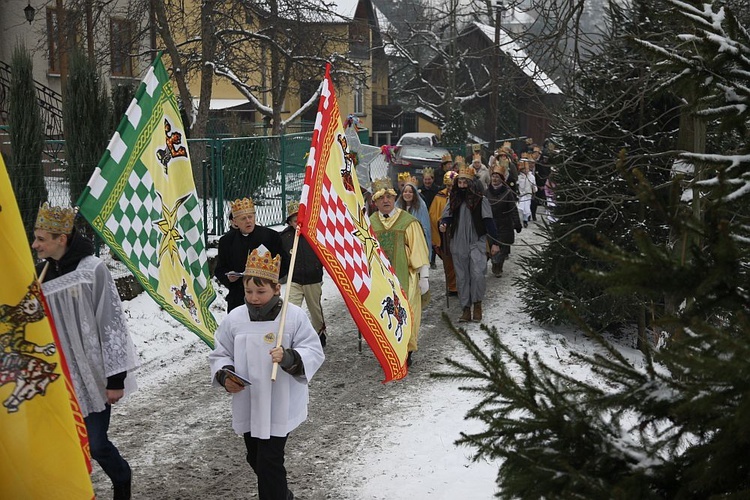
490;2;503;153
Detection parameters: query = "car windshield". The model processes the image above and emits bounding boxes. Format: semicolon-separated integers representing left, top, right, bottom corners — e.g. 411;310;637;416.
399;136;433;146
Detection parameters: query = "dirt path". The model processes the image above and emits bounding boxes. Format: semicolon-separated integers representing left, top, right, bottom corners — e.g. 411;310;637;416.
93;225;544;499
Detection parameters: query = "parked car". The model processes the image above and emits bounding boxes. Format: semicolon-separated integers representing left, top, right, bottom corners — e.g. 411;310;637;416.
388;143;450;189
396;132;440;147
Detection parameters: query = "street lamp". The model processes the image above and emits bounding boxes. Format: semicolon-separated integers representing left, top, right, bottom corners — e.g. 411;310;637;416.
24;1;36;24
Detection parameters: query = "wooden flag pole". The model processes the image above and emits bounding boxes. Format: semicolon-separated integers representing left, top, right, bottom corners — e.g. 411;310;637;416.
271;226;302;381
38;261;50;283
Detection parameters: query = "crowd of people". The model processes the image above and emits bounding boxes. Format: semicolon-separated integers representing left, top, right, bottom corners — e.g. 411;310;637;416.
28;139;555;500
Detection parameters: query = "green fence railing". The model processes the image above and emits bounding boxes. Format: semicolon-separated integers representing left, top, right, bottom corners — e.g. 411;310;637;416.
7;128;370;245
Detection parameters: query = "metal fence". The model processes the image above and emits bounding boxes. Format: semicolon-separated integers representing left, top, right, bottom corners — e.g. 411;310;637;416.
7;128;370;243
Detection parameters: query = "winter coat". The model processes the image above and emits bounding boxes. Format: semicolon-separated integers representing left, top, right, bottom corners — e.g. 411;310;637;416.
485;182;521;246
215;226;289;312
279;226;324;285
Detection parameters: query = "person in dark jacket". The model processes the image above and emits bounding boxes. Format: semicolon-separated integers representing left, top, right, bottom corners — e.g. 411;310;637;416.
279;200;327;347
485;161;522;276
215;197;289;312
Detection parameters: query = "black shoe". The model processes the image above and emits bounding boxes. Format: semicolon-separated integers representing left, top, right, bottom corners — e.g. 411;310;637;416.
113;479;131;500
448;291;458;297
318;331;327;348
287;490;295;500
523;221;528;228
407;351;413;367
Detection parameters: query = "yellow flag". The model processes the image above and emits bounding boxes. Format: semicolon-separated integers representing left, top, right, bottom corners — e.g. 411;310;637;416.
0;152;94;499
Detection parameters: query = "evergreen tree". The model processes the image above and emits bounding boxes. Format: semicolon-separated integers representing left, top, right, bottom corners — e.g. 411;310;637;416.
519;0;680;331
63;49;111;207
442;100;468;147
8;44;47;240
110;83;136;132
436;1;750;497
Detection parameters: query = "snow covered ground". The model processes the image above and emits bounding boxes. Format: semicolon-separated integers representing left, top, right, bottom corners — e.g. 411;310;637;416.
101;218;644;499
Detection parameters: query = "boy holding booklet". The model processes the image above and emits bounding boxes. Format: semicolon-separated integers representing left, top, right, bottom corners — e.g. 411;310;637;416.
209;245;325;500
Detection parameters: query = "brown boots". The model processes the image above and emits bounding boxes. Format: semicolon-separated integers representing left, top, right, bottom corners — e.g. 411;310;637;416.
459;302;482;322
459;307;471;322
473;302;482;322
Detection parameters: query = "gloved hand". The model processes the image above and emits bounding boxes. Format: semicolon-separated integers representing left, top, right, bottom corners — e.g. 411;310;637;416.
419;276;429;295
515;226;522;233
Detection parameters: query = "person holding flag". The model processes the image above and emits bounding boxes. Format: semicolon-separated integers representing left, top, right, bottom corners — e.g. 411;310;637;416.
209;245;324;500
32;203;138;500
369;177;431;366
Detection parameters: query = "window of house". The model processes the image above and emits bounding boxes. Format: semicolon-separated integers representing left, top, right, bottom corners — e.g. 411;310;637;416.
354;79;365;115
111;18;135;77
46;7;84;75
46;9;59;73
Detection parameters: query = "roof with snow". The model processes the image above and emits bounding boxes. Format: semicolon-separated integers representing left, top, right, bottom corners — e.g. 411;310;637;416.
474;22;562;95
251;0;365;24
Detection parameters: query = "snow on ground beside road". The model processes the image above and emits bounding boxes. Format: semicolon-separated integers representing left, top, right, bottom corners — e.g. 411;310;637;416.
117;221;644;499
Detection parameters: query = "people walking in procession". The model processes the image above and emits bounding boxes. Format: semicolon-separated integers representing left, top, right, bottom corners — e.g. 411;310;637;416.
280;200;327;347
418;167;440;269
418;167;439;212
215;197;290;312
471;150;491;191
517;155;537;228
33;203;138;500
429;170;459;297
485;160;522;277
369;177;430;366
439;165;500;322
209;245;325;500
397;180;432;254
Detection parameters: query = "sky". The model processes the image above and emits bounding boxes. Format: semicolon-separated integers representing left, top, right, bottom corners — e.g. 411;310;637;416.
118;223;644;499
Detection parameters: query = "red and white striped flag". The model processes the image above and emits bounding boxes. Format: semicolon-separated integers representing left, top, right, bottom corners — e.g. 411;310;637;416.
298;65;412;381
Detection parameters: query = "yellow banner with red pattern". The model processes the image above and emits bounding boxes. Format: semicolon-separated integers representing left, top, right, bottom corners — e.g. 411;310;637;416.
0;152;94;499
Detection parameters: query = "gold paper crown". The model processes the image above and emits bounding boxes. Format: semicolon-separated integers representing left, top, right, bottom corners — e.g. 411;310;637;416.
231;197;255;217
35;202;76;234
397;172;411;182
457;165;476;180
371;177;397;201
472;152;482;161
526;137;534;144
244;245;281;282
443;170;458;186
422;167;435;177
454;155;466;168
287;200;300;219
502;141;512;149
441;153;453;164
492;161;508;176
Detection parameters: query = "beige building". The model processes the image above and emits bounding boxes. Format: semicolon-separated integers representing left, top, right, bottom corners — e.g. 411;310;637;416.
185;0;389;137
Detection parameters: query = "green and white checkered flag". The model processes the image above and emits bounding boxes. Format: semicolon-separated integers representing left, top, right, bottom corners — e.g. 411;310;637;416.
78;55;217;346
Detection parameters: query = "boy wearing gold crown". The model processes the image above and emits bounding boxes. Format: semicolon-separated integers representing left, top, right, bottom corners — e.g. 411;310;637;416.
439;166;500;322
279;200;327;347
32;203;138;499
369;177;430;366
209;245;324;500
215;197;290;312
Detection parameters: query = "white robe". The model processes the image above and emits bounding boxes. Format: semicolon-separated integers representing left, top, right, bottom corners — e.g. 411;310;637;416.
42;256;139;417
208;303;325;439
